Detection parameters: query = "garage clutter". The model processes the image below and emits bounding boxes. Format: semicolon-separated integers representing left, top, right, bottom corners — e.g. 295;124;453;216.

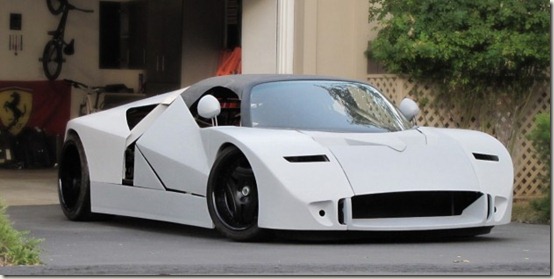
0;126;57;169
0;80;70;169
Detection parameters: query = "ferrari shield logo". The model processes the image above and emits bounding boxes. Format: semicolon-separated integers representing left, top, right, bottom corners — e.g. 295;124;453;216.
0;87;32;135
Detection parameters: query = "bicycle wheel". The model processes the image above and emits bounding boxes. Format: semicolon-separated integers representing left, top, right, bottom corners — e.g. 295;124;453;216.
46;0;66;15
42;40;63;81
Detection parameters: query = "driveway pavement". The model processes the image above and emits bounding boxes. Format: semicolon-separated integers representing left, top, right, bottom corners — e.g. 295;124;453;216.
1;204;551;275
0;168;58;206
0;169;551;275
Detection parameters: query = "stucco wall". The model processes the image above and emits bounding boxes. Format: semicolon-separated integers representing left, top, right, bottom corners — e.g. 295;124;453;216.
294;0;373;82
241;0;278;74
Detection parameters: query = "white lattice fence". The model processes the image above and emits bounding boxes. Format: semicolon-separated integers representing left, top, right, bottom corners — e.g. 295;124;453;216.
367;74;551;200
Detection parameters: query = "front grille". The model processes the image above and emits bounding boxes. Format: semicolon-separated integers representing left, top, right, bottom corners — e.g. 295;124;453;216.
351;191;483;219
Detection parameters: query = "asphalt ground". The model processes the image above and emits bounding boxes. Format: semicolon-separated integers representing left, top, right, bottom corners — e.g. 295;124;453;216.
0;204;551;275
0;169;551;275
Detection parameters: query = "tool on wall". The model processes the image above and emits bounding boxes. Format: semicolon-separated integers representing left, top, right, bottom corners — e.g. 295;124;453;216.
9;13;23;56
9;34;23;55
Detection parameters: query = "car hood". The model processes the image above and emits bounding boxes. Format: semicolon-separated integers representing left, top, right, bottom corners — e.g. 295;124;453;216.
301;128;481;195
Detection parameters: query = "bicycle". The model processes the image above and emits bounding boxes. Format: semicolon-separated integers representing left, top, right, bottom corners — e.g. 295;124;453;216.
64;79;135;115
64;79;104;115
41;0;93;81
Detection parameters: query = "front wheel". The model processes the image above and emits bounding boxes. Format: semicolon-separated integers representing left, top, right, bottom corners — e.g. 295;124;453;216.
42;40;63;81
207;147;265;241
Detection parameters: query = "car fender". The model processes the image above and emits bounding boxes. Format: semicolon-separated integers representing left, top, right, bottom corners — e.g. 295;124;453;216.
201;127;354;230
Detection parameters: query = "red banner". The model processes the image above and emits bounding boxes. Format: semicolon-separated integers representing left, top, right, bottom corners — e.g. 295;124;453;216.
0;80;70;136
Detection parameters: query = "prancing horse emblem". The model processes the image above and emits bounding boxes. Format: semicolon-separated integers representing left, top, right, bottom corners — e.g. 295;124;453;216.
0;88;32;135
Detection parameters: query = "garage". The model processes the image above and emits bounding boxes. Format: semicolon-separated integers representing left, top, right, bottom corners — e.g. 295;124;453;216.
0;0;372;172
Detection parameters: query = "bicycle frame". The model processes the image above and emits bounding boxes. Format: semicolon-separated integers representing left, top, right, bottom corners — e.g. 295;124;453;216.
50;2;92;50
49;8;71;52
64;79;103;115
81;92;99;115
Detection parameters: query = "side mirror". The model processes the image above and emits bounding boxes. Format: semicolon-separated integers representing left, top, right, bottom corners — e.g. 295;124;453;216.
399;98;420;121
197;95;221;120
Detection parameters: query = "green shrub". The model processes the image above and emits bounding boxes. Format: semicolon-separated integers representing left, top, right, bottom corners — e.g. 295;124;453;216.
527;112;551;223
528;112;551;167
0;200;42;266
530;196;550;223
512;201;548;224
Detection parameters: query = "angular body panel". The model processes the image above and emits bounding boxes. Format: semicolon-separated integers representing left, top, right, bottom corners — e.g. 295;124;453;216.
136;97;209;195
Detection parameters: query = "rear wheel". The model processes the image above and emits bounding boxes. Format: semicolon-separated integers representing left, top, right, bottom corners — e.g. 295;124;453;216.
207;147;265;241
58;132;93;220
42;40;63;81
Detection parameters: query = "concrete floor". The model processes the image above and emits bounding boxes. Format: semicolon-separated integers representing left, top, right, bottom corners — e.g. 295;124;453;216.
0;168;59;206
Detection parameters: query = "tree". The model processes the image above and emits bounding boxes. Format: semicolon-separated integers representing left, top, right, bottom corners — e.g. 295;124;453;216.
367;0;550;155
367;0;550;95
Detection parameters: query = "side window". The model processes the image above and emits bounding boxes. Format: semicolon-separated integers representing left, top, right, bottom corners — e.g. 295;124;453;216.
126;104;157;130
190;87;241;127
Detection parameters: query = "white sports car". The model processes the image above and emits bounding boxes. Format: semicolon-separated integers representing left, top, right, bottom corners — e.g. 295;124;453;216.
58;75;513;241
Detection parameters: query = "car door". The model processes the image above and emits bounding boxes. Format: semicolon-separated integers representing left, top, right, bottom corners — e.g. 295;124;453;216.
134;96;210;195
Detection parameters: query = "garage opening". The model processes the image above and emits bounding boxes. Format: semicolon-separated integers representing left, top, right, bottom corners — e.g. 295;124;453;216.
99;0;243;94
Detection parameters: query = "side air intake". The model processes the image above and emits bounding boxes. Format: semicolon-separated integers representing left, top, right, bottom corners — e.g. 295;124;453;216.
473;153;499;162
284;155;329;163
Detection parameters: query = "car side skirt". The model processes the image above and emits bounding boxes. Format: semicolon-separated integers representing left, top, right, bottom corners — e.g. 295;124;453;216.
90;182;214;229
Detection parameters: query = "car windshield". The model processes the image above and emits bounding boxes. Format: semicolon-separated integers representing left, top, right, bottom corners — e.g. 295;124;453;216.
249;80;413;132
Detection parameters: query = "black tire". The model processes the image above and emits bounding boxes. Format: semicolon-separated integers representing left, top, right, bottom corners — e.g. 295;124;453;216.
207;147;265;241
58;132;94;221
42;40;63;81
46;0;66;15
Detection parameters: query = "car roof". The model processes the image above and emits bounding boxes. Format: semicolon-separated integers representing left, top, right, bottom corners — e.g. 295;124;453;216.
179;74;359;106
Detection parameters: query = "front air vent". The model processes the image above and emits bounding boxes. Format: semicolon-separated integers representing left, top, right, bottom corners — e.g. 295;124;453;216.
473;153;499;162
351;191;483;219
338;199;346;225
284;155;329;163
